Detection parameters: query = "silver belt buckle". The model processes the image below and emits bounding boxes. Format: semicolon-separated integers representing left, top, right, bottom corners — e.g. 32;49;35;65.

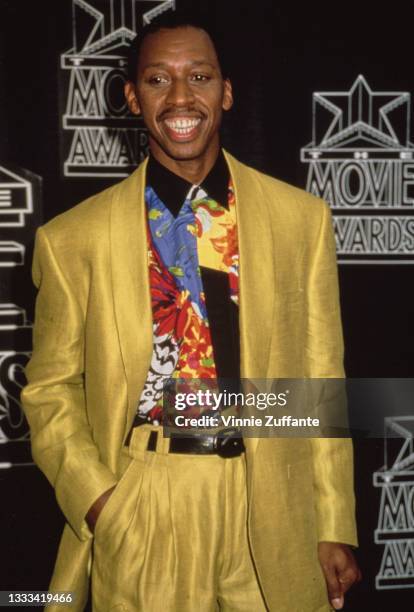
214;428;245;458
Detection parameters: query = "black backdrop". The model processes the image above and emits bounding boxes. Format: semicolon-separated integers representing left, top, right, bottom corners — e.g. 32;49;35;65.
1;1;413;610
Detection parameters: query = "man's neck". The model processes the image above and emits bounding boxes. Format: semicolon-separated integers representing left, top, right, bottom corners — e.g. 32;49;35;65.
146;150;229;217
148;144;221;185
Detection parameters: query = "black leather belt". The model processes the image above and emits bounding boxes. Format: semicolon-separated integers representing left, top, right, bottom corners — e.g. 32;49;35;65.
144;428;245;458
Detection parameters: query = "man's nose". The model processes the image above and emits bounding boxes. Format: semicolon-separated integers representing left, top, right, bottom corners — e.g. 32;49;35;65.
166;78;195;107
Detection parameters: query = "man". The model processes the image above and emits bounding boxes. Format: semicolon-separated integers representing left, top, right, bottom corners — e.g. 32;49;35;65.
21;10;361;612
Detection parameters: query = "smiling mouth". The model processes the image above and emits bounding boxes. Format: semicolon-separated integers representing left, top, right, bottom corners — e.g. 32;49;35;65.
163;117;202;138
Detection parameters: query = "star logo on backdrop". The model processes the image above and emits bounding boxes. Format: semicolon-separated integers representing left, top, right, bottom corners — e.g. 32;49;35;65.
60;1;176;177
301;76;414;264
0;164;42;465
374;417;414;590
305;75;412;152
71;0;175;55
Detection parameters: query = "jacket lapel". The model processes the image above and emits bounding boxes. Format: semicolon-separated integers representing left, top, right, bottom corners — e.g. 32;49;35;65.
224;151;275;380
225;151;277;456
110;159;153;434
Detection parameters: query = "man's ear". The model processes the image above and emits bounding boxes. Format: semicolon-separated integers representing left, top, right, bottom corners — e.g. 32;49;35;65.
222;79;233;112
124;81;141;116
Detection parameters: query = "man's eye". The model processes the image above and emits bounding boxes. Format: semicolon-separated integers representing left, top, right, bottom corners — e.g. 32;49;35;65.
191;74;211;82
147;75;169;85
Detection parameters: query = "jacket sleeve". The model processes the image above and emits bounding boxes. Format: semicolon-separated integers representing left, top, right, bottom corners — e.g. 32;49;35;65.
20;227;118;542
307;201;358;547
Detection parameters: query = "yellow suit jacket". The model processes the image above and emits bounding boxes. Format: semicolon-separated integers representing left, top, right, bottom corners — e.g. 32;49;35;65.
21;151;357;612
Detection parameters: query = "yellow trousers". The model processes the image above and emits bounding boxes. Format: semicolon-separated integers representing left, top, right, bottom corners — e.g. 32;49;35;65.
91;426;267;612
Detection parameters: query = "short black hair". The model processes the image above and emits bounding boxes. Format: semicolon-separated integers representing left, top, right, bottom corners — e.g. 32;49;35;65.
126;9;230;83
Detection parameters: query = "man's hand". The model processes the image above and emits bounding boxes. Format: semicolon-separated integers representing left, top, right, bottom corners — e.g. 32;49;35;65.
318;542;361;610
85;486;116;533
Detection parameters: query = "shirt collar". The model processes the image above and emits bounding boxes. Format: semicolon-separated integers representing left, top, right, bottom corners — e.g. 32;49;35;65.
146;150;230;217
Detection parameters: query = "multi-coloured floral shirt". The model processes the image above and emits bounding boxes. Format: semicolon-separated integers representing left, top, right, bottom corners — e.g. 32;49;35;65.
132;152;240;426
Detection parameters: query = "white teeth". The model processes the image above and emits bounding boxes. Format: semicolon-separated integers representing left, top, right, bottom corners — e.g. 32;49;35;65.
165;118;201;132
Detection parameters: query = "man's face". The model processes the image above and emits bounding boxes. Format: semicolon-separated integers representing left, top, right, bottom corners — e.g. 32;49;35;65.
125;26;233;165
